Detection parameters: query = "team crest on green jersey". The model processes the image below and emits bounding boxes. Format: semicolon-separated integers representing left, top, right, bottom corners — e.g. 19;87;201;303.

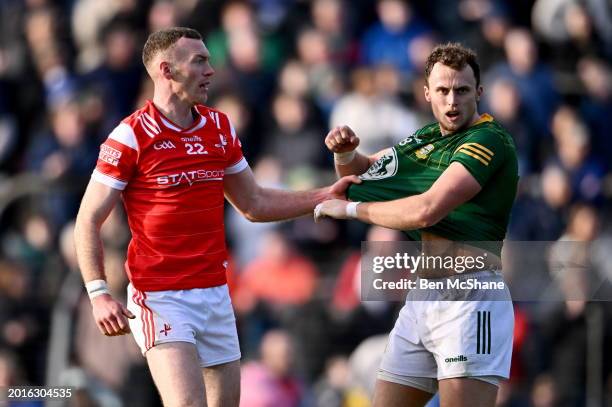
415;144;435;159
360;148;398;180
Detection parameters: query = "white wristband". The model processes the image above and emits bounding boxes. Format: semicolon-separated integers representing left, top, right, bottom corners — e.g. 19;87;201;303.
334;150;356;165
346;201;361;218
86;279;110;300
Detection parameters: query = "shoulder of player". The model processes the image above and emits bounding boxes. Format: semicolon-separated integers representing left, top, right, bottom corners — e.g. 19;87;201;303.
414;122;440;136
118;104;165;146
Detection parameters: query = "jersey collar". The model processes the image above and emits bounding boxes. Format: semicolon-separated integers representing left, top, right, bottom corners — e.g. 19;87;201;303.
472;113;494;126
147;100;207;134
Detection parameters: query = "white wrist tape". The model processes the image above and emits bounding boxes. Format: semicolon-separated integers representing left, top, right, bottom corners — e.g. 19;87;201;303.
86;279;110;300
346;201;361;219
334;150;356;165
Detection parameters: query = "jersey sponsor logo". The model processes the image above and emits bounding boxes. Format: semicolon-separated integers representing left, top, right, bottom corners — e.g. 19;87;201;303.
181;136;202;142
444;355;468;363
157;169;224;187
415;143;435;159
99;144;122;166
153;140;176;150
360;148;398;181
455;143;494;166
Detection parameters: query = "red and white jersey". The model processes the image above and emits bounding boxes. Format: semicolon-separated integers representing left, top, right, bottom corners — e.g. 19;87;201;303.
93;100;248;291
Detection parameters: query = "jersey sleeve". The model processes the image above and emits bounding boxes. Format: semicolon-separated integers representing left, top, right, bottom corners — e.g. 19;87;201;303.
91;122;138;190
223;117;249;174
450;130;506;187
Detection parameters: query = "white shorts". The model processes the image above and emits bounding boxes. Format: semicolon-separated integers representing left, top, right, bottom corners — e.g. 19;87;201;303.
127;283;241;367
378;271;514;392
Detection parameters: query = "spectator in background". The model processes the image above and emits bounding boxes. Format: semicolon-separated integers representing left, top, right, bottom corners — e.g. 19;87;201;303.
147;0;178;33
24;6;77;108
82;19;144;124
508;165;569;241
532;0;612;70
24;99;97;228
222;26;277;114
449;1;510;71
71;0;123;71
482;77;538;174
207;1;283;106
549;105;605;204
360;0;431;78
577;56;612;168
486;28;559;135
240;330;305;407
234;230;319;314
0;260;46;385
330;66;420;154
295;27;346;117
313;355;351;407
310;0;358;68
262;92;327;174
538;204;609;407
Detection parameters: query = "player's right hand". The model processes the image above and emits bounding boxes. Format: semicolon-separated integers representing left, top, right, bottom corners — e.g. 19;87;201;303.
91;294;136;336
325;125;360;153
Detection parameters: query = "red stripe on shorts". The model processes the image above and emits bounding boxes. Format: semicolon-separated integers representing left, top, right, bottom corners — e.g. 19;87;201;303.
141;291;155;350
133;289;148;349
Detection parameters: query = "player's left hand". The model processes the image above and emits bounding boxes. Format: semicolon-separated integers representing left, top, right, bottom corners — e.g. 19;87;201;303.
326;175;361;200
314;199;349;222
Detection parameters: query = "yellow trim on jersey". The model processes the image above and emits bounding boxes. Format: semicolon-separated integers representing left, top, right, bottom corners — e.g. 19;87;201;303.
457;149;489;165
454;142;494;157
472;113;494;126
461;144;493;160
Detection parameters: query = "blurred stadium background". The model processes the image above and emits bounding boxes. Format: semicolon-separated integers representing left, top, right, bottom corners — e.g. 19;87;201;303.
0;0;611;406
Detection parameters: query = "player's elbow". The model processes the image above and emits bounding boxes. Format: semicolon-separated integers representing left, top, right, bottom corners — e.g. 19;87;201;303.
415;200;443;229
243;209;264;223
241;202;266;223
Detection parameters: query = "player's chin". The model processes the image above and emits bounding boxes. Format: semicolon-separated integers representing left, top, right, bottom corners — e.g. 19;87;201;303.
192;93;208;105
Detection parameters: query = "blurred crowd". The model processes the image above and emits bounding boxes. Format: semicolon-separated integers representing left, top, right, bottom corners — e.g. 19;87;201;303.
0;0;611;406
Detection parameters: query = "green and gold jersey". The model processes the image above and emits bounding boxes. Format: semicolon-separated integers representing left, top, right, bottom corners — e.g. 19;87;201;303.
347;114;519;250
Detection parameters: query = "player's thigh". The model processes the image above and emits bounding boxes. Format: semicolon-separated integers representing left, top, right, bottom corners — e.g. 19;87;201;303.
146;342;206;407
438;377;498;407
373;378;433;407
202;360;240;407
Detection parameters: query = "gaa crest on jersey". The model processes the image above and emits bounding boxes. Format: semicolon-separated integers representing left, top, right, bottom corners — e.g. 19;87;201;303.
360;148;398;181
415;144;435;159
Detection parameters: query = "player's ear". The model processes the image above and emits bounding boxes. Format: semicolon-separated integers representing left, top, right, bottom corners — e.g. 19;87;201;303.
476;85;483;101
160;61;173;80
424;85;431;102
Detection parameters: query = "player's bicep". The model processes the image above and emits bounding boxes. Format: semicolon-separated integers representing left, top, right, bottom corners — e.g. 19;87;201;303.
77;180;122;226
224;166;259;214
423;162;482;221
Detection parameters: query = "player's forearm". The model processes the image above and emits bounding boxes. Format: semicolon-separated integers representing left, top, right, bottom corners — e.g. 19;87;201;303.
355;195;439;230
334;151;371;177
74;216;107;283
246;187;329;222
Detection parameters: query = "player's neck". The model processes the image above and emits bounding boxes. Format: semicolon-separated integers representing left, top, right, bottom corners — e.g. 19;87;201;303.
152;94;197;129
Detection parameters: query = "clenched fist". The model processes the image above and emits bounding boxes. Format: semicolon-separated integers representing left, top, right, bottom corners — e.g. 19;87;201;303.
325;125;360;153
